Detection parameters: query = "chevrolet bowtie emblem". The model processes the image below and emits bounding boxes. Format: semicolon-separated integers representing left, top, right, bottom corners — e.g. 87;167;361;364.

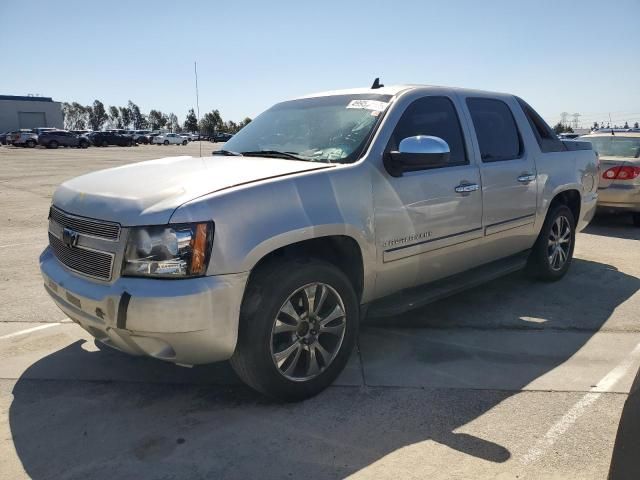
62;228;80;248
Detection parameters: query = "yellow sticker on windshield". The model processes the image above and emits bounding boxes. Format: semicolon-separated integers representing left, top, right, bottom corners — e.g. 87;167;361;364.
346;100;389;112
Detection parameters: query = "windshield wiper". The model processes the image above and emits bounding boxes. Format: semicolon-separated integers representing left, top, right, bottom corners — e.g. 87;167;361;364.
240;150;303;161
212;149;242;156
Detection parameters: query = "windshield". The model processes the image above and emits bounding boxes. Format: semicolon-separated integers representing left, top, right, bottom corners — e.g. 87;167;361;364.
583;136;640;158
223;94;392;163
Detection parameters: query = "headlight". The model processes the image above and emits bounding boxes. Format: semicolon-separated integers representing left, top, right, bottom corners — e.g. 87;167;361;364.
122;222;213;278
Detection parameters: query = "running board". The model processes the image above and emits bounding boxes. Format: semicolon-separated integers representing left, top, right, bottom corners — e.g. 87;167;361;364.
367;250;530;318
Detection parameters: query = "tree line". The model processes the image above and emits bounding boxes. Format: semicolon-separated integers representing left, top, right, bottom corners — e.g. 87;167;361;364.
62;100;251;135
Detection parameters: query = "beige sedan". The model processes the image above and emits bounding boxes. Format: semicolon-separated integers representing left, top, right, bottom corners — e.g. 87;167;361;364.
581;131;640;226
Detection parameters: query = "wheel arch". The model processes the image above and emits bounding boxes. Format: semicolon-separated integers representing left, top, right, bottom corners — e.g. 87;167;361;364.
245;234;367;304
547;188;581;224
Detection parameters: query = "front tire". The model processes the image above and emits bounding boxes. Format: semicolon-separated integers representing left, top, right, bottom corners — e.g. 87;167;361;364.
527;204;576;281
26;139;36;148
182;140;187;145
231;260;358;401
48;140;58;149
163;140;169;145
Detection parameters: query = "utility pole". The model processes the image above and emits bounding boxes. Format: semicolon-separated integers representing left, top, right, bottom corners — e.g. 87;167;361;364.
560;112;570;128
572;113;581;130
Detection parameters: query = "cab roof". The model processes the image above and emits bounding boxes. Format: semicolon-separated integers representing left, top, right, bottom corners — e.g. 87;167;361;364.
295;84;515;100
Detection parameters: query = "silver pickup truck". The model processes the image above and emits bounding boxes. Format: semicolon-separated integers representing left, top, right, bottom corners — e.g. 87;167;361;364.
40;84;598;400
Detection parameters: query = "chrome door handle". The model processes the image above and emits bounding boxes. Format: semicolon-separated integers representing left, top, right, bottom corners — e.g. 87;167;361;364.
455;183;479;194
517;174;536;183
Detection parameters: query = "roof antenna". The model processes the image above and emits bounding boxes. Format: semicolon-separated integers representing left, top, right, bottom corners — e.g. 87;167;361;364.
371;77;384;89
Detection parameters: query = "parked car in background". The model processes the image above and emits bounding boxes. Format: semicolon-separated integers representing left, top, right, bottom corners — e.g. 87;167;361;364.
38;130;89;149
152;133;187;145
558;133;581;140
0;131;10;145
181;133;199;141
88;131;134;147
581;131;640;226
211;132;233;142
40;84;598;400
70;130;92;136
7;130;38;148
132;130;152;144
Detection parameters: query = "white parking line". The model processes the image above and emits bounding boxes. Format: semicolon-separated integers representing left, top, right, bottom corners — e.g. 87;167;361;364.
0;323;61;340
521;340;640;465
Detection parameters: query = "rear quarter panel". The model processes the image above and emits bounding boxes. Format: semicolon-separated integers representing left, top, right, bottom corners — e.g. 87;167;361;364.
535;148;598;231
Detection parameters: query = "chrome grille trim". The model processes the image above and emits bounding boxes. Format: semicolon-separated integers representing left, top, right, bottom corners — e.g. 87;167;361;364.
49;206;121;241
48;232;114;281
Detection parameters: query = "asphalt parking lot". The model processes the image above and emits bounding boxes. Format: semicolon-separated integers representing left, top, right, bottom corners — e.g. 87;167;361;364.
0;143;639;479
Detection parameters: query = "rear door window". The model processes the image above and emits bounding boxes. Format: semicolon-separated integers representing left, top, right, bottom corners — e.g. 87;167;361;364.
466;98;524;162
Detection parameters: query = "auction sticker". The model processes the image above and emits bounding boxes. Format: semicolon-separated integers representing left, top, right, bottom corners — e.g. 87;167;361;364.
346;100;389;111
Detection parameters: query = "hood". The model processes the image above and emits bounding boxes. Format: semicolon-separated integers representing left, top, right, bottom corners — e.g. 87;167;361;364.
53;155;332;225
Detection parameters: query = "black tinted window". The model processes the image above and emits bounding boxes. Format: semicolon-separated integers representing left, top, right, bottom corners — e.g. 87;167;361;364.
466;98;523;162
516;97;566;153
389;96;467;167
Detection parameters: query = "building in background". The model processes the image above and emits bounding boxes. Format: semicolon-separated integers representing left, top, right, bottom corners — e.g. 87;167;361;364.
0;95;63;132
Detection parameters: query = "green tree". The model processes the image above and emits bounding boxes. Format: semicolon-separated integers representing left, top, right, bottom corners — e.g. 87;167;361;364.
108;106;121;129
128;101;146;129
199;110;221;135
119;106;132;129
592;122;599;130
634;122;639;129
624;121;629;129
148;110;168;130
167;112;180;132
88;100;108;131
184;108;199;133
62;102;89;130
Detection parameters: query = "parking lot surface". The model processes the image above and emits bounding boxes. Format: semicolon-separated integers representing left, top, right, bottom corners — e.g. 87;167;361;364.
1;143;639;479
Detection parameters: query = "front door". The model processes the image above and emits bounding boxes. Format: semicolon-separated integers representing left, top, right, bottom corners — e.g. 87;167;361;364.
373;94;484;298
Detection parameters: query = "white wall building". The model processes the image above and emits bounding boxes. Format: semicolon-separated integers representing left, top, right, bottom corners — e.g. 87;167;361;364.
0;95;64;132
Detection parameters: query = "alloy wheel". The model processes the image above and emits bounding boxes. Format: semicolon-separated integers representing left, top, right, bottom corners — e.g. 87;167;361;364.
547;215;571;271
270;282;347;382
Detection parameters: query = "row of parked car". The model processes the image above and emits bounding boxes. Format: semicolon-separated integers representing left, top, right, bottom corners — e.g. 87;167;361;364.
0;128;234;148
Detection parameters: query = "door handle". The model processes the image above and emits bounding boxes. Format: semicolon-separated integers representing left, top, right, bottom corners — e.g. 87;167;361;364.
454;183;479;194
517;173;536;183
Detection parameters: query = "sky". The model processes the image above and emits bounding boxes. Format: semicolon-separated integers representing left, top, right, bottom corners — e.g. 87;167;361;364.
1;0;639;128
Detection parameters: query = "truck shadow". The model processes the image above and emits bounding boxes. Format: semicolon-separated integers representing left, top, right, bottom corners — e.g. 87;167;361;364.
8;258;640;479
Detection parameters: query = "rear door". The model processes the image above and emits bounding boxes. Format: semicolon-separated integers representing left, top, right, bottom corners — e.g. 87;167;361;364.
462;96;538;256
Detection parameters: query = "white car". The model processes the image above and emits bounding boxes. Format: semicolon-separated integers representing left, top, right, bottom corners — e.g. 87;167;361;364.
152;133;187;145
181;133;199;141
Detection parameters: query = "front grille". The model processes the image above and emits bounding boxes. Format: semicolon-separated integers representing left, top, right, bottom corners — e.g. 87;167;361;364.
49;207;120;240
48;233;114;280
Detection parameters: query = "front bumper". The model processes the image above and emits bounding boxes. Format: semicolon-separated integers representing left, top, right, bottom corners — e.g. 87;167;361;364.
40;247;248;365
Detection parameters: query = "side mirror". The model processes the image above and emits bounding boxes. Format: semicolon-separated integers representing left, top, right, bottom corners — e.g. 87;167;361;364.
386;135;450;177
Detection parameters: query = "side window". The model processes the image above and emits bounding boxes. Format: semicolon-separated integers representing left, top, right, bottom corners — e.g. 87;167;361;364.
466;98;523;162
516;97;566;153
389;96;468;167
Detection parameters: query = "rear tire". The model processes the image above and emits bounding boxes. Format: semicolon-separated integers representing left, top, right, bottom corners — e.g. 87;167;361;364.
79;140;88;149
632;213;640;227
101;140;108;147
26;139;36;148
231;260;359;401
182;140;187;145
164;140;169;145
48;140;58;149
526;204;575;281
